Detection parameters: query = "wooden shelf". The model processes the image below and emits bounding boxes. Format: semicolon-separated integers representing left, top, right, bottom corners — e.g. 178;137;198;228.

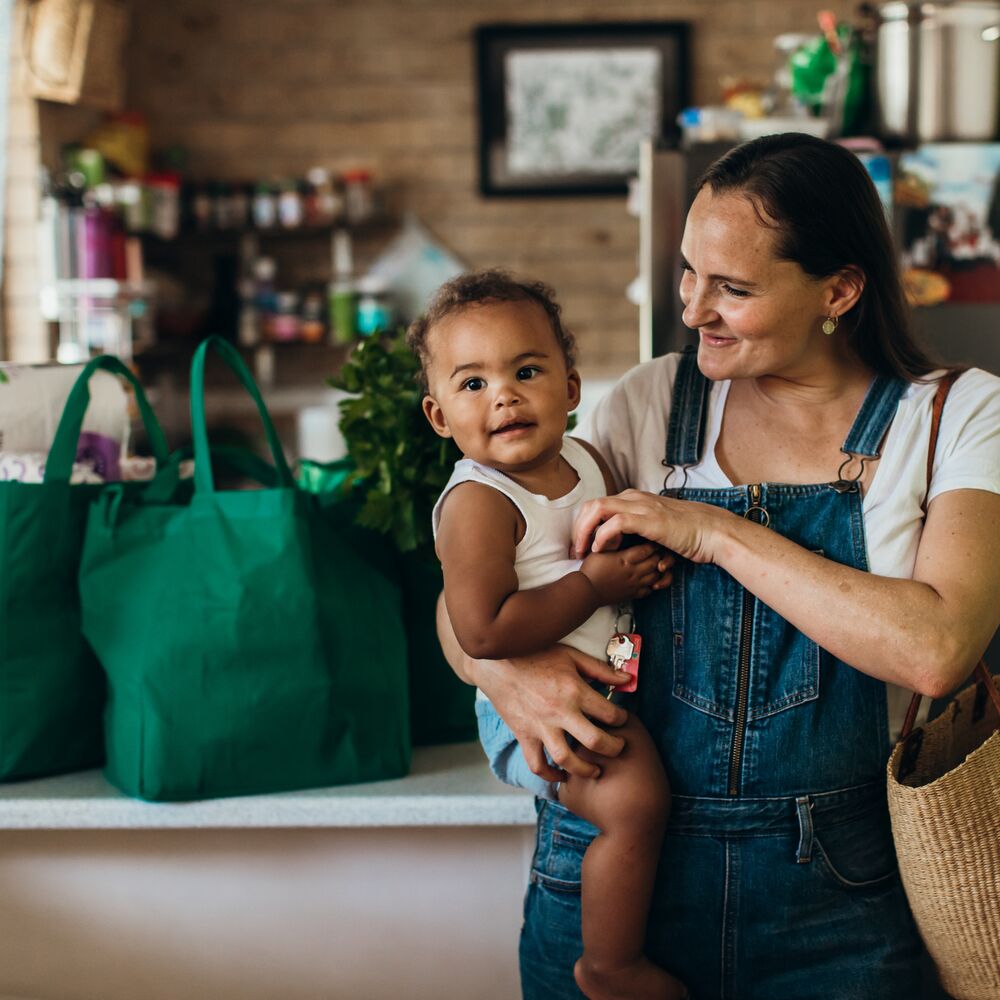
139;217;395;248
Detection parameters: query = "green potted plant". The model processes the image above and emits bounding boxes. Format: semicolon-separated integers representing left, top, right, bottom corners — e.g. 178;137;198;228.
324;333;476;746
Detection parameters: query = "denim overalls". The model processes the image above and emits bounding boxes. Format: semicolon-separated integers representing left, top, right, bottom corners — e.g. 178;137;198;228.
520;350;925;1000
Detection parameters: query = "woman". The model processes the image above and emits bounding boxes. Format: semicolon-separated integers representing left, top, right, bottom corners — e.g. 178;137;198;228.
438;134;1000;999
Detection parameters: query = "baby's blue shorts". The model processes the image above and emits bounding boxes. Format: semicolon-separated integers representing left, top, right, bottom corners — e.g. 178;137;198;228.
475;695;559;801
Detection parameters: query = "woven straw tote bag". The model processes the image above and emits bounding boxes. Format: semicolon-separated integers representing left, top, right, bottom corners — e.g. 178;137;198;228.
888;665;1000;999
886;372;1000;1000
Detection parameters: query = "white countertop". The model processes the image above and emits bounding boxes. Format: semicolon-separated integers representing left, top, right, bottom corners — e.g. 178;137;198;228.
0;742;537;831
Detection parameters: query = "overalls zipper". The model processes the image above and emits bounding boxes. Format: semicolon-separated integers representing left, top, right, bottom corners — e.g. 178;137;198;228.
729;483;768;796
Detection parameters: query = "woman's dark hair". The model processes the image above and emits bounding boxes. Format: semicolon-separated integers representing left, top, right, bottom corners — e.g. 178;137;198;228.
698;133;942;380
407;268;576;391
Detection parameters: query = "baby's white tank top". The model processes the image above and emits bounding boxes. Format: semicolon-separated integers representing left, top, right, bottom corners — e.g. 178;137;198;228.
432;436;617;662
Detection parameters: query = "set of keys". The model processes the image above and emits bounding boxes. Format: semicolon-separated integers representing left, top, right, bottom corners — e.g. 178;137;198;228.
606;610;641;698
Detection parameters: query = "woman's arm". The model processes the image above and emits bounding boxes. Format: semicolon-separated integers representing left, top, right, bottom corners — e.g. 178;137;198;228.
435;592;630;779
573;487;1000;698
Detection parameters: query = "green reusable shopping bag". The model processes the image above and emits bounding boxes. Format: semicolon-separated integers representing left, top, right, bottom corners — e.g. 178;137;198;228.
79;336;410;801
0;356;170;780
399;553;477;746
299;459;476;746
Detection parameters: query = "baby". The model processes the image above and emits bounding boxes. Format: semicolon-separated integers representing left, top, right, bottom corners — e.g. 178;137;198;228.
409;270;685;1000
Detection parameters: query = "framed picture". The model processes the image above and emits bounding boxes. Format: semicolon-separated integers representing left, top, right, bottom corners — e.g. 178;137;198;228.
476;22;690;197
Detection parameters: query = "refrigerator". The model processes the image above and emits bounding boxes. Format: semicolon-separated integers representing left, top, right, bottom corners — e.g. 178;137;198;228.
635;137;1000;671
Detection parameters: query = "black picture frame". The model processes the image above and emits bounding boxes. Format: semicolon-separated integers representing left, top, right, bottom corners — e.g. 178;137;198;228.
476;22;690;197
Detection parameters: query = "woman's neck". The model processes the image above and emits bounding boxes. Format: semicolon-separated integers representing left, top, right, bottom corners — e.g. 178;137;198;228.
746;350;874;411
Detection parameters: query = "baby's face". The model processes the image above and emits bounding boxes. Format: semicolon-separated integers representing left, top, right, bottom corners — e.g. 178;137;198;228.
422;299;580;476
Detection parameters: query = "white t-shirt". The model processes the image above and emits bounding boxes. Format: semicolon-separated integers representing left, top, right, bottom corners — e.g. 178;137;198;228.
578;353;1000;741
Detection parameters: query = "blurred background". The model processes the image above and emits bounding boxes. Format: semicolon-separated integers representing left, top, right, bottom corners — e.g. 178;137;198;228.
2;0;995;460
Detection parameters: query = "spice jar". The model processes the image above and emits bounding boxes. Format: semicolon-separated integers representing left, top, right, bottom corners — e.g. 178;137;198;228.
252;181;277;229
252;256;278;315
269;291;301;342
191;182;212;231
229;182;250;229
300;292;326;343
341;168;374;224
278;180;303;229
307;167;342;225
144;172;180;239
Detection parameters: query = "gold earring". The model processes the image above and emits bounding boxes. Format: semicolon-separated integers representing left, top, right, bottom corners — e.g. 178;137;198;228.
822;315;838;336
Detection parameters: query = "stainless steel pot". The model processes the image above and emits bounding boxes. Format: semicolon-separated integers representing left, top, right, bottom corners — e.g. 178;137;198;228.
876;1;1000;142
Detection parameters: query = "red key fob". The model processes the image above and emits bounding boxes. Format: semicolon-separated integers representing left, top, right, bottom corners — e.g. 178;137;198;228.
607;633;641;694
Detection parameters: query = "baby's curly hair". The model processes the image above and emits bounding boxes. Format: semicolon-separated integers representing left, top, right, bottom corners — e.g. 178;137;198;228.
406;269;577;392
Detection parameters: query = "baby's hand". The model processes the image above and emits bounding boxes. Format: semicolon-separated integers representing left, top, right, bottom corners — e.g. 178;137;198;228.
580;544;668;605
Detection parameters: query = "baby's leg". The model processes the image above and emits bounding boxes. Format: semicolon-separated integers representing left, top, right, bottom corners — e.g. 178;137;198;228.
558;713;686;1000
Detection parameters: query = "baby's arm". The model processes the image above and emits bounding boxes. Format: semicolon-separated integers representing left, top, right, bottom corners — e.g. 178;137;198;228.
437;481;661;661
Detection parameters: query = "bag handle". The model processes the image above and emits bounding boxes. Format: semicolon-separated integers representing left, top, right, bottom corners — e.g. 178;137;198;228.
898;370;1000;740
190;336;295;494
138;443;282;507
45;355;170;484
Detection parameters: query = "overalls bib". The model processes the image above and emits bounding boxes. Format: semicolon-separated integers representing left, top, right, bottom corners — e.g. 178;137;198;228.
520;350;925;1000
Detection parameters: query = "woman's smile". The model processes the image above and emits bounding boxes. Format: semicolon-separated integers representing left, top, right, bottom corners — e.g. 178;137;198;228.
699;331;738;347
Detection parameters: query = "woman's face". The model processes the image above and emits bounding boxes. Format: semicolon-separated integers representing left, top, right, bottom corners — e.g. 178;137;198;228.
679;187;844;383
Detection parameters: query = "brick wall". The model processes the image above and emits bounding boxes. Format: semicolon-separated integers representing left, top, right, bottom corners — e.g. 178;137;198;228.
4;0;854;370
2;0;46;361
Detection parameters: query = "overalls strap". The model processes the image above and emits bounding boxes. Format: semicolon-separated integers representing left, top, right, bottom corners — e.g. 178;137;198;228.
665;346;711;468
840;375;909;458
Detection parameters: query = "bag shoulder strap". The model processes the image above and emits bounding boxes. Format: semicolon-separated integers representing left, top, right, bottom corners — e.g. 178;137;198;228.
922;370;960;513
899;369;1000;739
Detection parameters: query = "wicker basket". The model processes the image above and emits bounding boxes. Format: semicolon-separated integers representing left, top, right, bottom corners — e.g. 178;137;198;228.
887;665;1000;1000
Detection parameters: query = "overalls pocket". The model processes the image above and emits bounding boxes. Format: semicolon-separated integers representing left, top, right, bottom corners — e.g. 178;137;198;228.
529;801;597;894
670;560;821;721
811;806;900;891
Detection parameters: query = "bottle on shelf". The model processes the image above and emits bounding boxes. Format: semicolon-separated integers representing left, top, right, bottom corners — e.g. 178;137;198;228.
327;228;356;344
191;182;212;231
143;172;181;239
356;275;393;337
306;167;343;225
269;291;301;342
252;255;278;326
278;179;303;229
229;182;250;230
300;291;326;343
237;235;260;348
211;181;234;230
252;181;278;229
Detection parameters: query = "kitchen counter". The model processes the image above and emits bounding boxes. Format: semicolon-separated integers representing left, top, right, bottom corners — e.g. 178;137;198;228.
0;741;537;830
0;742;537;999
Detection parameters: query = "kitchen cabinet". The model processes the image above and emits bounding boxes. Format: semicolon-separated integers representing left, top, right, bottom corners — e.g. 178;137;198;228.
0;743;535;1000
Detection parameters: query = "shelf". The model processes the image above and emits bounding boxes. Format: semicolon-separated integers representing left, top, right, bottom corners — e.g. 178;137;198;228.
45;279;155;300
139;218;395;247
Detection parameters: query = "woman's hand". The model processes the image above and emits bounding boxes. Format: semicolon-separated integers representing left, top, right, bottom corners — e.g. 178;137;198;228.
572;489;734;563
473;646;633;782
